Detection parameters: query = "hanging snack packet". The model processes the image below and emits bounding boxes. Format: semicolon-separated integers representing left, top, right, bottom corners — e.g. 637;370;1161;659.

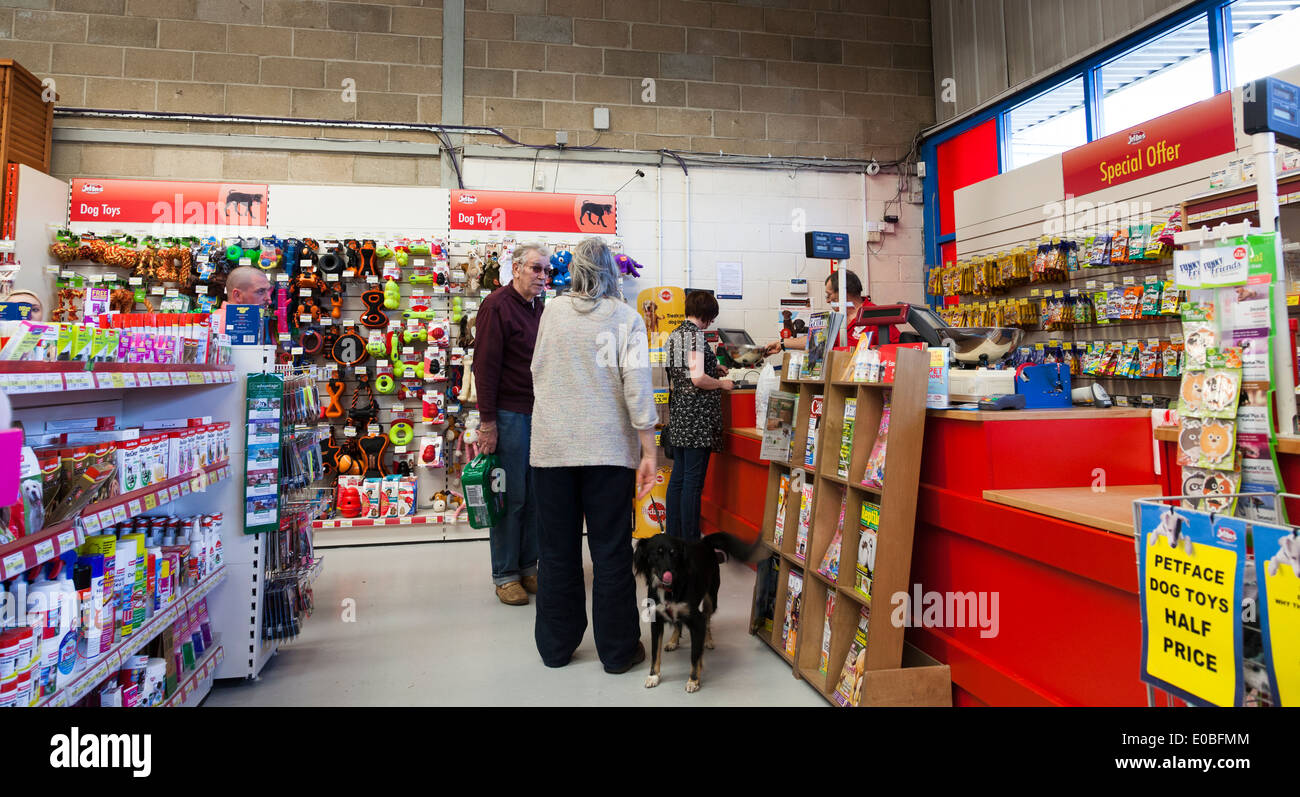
1139;343;1161;378
1146;222;1167;259
1111;228;1129;264
1127;223;1148;261
1122;285;1144;319
1159;281;1181;314
1140;279;1161;315
1164;339;1183;378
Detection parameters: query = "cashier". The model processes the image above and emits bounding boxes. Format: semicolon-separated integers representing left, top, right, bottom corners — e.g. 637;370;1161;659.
763;270;867;355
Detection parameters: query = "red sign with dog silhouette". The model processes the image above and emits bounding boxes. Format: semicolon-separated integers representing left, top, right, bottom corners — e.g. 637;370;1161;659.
449;189;617;234
69;179;269;226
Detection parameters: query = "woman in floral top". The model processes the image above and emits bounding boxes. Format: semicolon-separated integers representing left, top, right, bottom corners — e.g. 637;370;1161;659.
664;290;734;542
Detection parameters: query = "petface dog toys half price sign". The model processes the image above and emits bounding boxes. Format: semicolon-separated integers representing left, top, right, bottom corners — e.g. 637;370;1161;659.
1135;502;1245;706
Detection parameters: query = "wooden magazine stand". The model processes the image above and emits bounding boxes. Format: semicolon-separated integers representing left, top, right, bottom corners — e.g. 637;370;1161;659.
750;346;952;706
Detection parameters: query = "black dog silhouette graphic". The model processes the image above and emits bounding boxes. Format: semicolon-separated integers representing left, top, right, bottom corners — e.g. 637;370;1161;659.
580;201;613;227
224;190;264;219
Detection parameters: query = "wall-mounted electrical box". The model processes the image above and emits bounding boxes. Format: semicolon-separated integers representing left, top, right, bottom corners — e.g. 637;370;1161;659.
789;278;808;294
593;107;610;130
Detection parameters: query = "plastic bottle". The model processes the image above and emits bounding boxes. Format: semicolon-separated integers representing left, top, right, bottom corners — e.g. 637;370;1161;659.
11;572;27;628
55;555;78;682
212;513;224;568
190;530;205;581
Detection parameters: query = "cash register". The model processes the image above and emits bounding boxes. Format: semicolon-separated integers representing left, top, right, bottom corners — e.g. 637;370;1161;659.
712;328;765;387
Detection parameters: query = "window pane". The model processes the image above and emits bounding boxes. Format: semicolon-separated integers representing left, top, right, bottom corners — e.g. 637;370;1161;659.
1005;77;1087;170
1100;15;1213;136
1231;0;1300;86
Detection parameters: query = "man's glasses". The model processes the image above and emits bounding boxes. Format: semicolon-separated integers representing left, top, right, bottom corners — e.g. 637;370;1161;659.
527;264;547;274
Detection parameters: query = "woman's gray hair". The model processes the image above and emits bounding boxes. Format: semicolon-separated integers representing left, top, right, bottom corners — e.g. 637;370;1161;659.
566;237;622;305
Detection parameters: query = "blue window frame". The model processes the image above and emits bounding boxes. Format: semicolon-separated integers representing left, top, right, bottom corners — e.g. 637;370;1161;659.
921;0;1300;307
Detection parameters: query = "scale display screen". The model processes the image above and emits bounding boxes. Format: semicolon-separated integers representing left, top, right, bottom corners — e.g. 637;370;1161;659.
804;231;850;260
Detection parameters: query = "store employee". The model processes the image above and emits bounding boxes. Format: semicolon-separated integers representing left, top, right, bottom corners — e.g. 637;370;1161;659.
764;269;866;355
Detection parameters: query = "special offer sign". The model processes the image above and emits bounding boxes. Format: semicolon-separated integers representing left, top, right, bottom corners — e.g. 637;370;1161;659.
449;189;617;234
1061;92;1236;197
69;179;269;226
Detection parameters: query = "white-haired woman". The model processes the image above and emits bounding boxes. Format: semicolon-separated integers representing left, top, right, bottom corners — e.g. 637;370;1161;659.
529;237;657;673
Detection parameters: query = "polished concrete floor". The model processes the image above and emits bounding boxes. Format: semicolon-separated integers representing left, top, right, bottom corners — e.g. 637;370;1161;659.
206;539;824;707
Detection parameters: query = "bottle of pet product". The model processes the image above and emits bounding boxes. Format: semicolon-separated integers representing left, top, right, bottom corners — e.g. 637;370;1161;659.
461;454;504;530
211;513;224;567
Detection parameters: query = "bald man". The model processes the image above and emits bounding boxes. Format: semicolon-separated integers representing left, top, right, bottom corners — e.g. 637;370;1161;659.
213;265;272;337
226;266;272;307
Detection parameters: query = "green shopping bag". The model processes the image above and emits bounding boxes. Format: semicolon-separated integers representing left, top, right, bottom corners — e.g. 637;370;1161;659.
461;453;505;529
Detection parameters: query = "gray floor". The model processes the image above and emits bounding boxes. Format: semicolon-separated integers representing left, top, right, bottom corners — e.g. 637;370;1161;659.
206;539;824;707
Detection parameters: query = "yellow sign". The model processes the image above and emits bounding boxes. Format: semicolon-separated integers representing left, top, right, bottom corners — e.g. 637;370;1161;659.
1141;512;1239;706
633;466;671;539
1263;563;1299;705
636;286;685;352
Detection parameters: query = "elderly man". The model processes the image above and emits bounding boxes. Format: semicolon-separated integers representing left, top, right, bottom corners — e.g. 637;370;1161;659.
472;243;549;605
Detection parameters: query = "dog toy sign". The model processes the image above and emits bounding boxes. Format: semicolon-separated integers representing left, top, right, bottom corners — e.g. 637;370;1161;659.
1250;524;1300;706
1135;501;1245;706
449;190;617;235
69;179;269;227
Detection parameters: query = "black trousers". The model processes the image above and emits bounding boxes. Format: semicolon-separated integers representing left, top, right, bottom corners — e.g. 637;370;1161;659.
533;465;640;670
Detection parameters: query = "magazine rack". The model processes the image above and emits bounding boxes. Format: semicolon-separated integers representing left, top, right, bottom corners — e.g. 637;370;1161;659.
750;346;951;706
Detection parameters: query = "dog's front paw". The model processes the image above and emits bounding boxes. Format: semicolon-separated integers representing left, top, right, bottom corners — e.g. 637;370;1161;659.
685;679;700;693
704;636;715;650
644;674;660;688
664;639;678;651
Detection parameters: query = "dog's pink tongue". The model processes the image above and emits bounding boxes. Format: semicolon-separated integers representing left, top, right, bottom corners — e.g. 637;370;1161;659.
662;571;673;586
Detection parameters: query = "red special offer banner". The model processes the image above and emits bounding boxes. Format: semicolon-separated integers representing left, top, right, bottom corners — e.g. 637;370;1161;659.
449;189;617;234
1061;92;1236;197
69;179;269;226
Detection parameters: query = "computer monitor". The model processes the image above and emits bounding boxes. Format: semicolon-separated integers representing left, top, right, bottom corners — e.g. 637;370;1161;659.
715;328;756;347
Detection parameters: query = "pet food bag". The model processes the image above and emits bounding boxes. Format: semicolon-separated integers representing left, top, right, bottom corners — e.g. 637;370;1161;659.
461;453;505;530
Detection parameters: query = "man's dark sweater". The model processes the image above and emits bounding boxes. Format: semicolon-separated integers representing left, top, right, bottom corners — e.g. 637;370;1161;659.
472;282;543;424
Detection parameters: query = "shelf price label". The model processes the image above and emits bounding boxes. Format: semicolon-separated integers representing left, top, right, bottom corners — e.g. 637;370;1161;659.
83;513;102;533
3;552;27;578
111;505;129;524
34;539;55;561
127;499;143;516
57;531;76;550
64;372;94;391
143;493;157;510
121;373;137;388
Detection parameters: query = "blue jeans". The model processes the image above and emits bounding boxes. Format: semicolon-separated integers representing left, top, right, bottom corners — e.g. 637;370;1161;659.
489;410;539;586
665;447;712;542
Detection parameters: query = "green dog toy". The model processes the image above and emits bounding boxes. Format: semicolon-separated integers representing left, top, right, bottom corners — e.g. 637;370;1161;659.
409;273;434;285
383;279;401;310
375;374;396;395
451;296;463;324
402;308;438;322
394;361;424;380
366;332;388;359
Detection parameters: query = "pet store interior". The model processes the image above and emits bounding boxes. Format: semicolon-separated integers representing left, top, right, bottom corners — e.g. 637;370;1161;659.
1;0;1299;709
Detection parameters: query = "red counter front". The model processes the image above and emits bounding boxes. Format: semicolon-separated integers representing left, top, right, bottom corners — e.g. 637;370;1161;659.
700;391;766;544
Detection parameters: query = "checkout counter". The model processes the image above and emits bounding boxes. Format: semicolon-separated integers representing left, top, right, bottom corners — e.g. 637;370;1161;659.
701;308;1173;706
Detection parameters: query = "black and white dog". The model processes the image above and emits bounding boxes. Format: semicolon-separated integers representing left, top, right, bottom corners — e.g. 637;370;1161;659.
634;532;762;693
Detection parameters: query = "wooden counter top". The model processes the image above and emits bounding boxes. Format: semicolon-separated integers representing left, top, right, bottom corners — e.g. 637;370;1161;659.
1155;425;1300;455
928;407;1154;421
982;484;1162;536
727;427;762;441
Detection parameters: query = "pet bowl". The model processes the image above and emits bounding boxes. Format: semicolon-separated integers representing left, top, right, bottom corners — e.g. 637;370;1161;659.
938;327;1024;367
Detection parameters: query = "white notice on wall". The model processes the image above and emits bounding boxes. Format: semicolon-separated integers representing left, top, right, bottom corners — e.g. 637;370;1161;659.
717;260;742;300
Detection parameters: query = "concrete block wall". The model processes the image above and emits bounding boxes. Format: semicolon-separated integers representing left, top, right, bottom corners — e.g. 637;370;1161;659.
462;0;933;160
